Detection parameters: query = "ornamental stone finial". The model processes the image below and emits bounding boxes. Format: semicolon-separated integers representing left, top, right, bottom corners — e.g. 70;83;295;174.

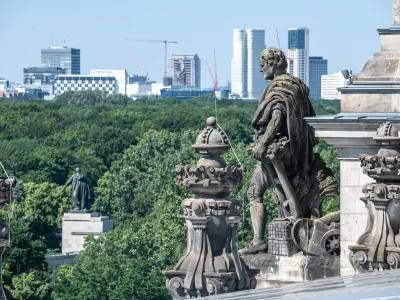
164;117;258;299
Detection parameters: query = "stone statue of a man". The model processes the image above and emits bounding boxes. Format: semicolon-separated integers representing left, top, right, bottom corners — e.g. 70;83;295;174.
240;47;322;254
62;167;92;211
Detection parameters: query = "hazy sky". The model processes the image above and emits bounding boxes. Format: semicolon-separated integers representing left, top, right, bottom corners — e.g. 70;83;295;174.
0;0;392;88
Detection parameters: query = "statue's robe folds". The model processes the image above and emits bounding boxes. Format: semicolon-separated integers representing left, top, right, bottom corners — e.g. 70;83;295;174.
252;74;335;218
66;174;91;210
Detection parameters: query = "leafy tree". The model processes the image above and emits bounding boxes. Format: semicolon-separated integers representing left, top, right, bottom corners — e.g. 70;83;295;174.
11;270;51;300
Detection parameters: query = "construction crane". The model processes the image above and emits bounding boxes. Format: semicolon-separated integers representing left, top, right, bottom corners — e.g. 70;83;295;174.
126;39;178;79
130;49;148;79
206;61;216;90
206;49;219;91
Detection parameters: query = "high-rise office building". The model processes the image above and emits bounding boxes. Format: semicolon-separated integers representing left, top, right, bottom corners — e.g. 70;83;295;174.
41;41;80;74
23;67;67;85
231;29;266;99
309;56;328;99
170;54;201;89
288;28;309;86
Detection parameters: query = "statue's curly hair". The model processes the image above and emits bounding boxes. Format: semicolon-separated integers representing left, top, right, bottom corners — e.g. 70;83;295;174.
259;47;288;71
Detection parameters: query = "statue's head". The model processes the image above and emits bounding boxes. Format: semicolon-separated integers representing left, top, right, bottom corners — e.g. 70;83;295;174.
259;47;288;80
75;167;81;173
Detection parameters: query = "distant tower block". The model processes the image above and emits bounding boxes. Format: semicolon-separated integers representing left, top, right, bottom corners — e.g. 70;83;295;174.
394;0;400;25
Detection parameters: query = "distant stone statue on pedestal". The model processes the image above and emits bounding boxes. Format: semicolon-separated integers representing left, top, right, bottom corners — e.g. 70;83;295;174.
62;167;91;211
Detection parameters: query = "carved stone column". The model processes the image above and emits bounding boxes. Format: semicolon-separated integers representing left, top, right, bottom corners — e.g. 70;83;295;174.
349;122;400;273
164;117;258;299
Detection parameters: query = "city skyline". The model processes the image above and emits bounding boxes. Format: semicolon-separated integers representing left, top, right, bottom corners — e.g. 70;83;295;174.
0;0;392;88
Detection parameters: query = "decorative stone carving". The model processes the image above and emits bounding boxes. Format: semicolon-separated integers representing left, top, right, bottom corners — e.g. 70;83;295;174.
349;122;400;273
164;117;258;299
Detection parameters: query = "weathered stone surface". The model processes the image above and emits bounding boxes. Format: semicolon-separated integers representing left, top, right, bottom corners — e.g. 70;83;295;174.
204;267;400;299
394;0;400;25
241;252;340;288
340;92;400;113
62;212;113;254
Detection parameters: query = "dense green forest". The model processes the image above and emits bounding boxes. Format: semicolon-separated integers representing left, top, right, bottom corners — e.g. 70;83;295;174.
0;91;340;299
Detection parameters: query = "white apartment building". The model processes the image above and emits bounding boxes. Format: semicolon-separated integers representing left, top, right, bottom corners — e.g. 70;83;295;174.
126;82;163;97
321;70;352;99
231;29;266;99
90;69;127;94
288;28;309;86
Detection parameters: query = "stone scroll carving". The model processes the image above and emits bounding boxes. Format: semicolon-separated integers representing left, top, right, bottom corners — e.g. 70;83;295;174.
349;122;400;273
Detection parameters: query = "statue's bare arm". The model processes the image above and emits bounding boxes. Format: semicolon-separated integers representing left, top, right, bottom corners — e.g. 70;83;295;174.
252;109;283;161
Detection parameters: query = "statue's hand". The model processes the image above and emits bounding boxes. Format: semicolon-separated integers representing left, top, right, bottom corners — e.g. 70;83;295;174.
252;143;267;161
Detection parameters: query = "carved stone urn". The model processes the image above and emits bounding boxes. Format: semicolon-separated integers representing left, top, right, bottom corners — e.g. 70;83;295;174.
349;122;400;273
164;117;258;299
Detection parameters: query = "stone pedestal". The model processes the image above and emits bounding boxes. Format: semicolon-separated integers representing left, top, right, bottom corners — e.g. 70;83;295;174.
47;252;78;281
62;212;113;254
242;253;340;288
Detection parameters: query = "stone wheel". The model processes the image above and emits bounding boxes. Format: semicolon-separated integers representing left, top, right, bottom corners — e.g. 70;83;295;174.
291;218;314;252
321;229;340;257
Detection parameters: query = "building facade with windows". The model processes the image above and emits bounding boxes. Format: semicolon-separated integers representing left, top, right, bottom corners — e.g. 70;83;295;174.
321;70;352;99
0;78;10;91
288;28;309;86
309;56;328;99
170;54;201;89
90;69;127;94
41;46;80;74
54;75;116;95
231;29;266;99
23;67;67;85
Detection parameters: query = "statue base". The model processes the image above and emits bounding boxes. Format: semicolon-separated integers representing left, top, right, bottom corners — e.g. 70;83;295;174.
62;212;113;254
241;252;340;288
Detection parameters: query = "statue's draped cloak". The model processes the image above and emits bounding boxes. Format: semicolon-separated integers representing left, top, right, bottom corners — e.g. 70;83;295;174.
71;174;91;208
252;73;316;178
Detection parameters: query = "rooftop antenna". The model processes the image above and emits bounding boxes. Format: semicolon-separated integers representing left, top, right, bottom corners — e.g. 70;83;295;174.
63;36;66;47
52;33;54;46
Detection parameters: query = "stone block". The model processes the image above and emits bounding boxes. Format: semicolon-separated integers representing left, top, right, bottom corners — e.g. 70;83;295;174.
340;187;368;214
340;160;373;187
341;93;400;113
62;212;113;254
241;252;340;288
340;213;368;242
381;33;400;52
339;240;354;274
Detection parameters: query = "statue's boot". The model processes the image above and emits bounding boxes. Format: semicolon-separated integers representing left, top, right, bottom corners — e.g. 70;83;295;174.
239;203;267;254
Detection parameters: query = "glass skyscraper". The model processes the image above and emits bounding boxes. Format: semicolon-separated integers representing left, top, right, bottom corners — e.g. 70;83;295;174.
41;46;80;75
288;28;309;86
309;56;328;99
